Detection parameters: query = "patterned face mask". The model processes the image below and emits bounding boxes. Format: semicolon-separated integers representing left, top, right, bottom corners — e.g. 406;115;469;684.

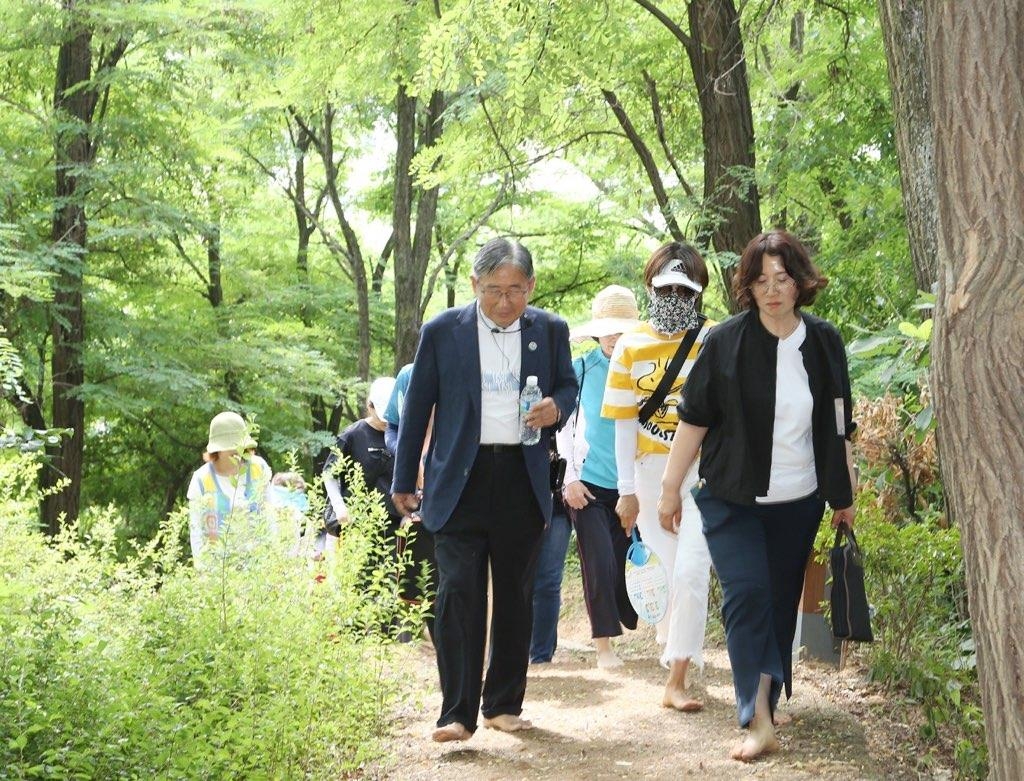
648;289;700;334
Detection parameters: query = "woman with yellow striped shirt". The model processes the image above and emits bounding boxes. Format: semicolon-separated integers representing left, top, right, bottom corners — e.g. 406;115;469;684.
602;242;714;711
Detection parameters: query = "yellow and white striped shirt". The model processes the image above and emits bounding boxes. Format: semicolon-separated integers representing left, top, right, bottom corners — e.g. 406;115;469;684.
601;320;715;455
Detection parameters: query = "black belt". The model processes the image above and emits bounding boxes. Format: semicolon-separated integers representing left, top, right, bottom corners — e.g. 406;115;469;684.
478;443;521;454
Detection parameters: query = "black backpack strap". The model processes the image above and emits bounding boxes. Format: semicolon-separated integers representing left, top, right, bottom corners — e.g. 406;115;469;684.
638;315;706;425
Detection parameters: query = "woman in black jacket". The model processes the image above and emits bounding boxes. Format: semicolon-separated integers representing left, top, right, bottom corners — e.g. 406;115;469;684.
657;230;857;762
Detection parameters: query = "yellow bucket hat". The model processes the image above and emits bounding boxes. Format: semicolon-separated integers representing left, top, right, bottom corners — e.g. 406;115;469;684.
206;411;257;453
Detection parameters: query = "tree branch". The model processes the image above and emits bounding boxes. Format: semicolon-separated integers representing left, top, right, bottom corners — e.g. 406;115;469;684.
421;179;510;315
642;70;696;199
814;0;852;49
631;0;695;53
474;129;625;180
169;233;210;292
242;146;352;279
4;375;47;431
288;107;324;158
479;95;519;194
602;88;684;241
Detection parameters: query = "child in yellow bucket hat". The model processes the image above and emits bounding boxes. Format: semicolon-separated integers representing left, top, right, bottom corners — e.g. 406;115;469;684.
186;411;273;565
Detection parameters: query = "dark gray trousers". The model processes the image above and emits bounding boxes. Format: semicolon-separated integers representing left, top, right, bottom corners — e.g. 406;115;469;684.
697;487;824;727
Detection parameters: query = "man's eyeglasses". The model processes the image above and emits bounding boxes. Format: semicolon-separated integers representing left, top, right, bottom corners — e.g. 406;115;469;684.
479;286;528;302
752;276;796;293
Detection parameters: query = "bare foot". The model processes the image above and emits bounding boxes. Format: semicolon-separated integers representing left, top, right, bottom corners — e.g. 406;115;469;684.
729;726;779;761
661;689;704;712
596;649;623;669
431;722;471;743
773;711;793;727
482;714;533;732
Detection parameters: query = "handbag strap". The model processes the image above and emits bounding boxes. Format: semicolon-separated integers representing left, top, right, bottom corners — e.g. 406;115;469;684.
552;355;587;462
573;356;587;427
638;314;707;425
546;321;562;458
627;528;650;566
833;522;860;551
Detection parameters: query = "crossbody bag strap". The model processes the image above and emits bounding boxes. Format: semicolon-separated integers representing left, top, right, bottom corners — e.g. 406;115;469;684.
573;356;586;428
638;314;707;425
546;321;565;456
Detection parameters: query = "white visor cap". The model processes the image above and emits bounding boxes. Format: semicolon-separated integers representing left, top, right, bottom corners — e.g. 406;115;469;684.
650;258;703;293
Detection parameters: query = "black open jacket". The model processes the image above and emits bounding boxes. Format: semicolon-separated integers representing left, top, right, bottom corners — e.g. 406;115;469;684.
678;309;856;509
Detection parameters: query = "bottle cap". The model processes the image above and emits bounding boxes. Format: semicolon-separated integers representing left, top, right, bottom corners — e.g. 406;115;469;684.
526;375;538;385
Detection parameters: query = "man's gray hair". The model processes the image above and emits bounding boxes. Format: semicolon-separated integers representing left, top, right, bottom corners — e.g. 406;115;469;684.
472;237;535;280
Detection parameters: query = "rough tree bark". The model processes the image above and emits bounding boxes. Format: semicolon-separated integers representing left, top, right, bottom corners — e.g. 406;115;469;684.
686;0;761;276
392;84;445;370
43;3;127;533
633;0;761;311
878;0;939;292
926;2;1024;777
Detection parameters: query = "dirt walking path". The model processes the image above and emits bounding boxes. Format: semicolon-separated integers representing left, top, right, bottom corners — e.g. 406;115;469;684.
369;570;952;780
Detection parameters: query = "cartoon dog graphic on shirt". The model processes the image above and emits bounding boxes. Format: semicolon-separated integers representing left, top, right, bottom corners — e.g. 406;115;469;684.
635;358;684;443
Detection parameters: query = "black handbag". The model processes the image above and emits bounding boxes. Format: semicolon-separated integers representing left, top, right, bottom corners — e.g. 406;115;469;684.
549;446;567;493
829;523;874;643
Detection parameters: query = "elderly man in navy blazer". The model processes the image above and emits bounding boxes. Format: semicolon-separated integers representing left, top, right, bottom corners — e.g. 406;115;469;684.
392;237;577;743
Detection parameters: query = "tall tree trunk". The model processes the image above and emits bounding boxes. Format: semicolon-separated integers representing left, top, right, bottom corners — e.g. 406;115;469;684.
392;84;417;369
766;11;805;230
43;5;127;532
926;2;1024;777
686;0;761;309
393;84;445;369
43;9;93;533
289;117;327;438
42;4;127;533
279;107;371;380
319;104;371;379
633;0;760;311
204;223;242;403
878;0;939;292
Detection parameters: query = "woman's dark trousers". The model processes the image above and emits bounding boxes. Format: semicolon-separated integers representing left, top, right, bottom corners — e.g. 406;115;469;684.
571;482;637;638
696;488;824;727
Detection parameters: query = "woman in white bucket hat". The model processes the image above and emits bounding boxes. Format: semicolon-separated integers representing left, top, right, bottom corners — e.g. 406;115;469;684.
186;411;272;565
554;285;643;668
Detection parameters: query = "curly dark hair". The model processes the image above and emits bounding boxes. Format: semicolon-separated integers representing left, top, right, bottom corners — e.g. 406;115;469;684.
732;230;828;311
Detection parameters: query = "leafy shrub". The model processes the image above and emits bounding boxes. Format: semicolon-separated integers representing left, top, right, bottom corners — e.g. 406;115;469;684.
0;452;417;779
837;303;986;777
818;493;985;777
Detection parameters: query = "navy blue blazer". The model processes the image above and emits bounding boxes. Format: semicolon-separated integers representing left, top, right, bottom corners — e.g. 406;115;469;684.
391;302;578;533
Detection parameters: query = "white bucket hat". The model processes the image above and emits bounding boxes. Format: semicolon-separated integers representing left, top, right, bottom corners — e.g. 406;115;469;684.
570;285;641;342
650;258;703;293
206;411;257;453
368;376;396;416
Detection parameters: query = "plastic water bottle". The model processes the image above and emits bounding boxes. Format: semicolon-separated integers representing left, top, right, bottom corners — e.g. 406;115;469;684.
519;375;543;445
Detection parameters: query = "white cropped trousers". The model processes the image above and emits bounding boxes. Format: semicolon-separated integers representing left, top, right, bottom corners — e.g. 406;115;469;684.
634;453;711;670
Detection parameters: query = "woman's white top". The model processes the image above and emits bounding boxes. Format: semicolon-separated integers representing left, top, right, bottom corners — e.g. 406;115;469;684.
756;320;818;503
